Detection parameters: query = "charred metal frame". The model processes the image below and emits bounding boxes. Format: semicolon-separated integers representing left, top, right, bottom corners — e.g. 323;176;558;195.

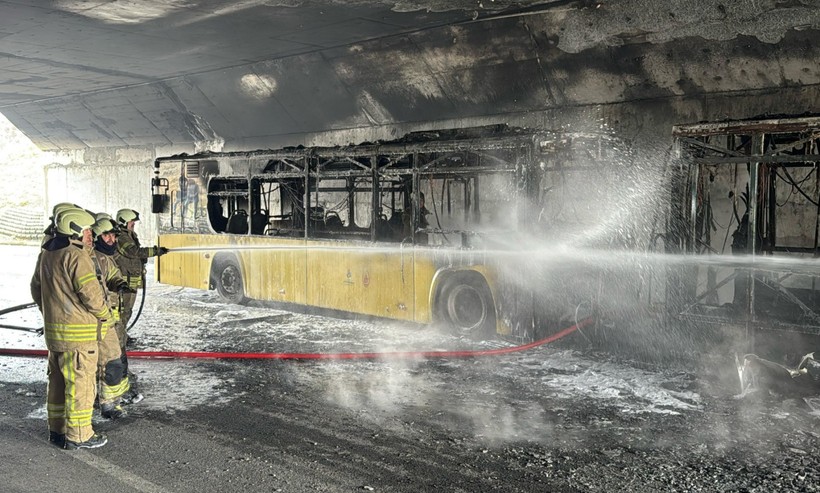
154;126;608;246
670;117;820;334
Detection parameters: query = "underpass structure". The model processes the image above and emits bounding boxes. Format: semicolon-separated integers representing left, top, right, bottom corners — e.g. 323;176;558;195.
0;1;818;232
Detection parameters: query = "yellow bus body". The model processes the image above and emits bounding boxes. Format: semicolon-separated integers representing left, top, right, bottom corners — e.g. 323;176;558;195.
157;233;510;333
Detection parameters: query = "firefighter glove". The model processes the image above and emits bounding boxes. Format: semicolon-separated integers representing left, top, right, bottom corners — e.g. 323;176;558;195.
118;285;137;295
156;246;170;256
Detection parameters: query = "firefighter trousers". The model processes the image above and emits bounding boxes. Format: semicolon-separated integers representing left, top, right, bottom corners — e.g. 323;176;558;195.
119;290;137;342
98;324;130;404
47;349;98;443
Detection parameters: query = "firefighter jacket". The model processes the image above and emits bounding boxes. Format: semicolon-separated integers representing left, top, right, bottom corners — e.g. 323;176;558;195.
115;229;157;288
30;236;113;352
93;245;128;323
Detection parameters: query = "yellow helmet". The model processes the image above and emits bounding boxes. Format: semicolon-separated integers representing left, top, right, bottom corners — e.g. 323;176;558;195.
52;202;80;216
50;203;82;225
56;209;95;237
91;218;118;237
116;208;140;226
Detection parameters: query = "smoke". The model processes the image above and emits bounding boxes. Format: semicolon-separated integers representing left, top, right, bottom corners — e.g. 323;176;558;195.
299;336;705;445
322;359;432;415
464;400;555;446
6;241;811;452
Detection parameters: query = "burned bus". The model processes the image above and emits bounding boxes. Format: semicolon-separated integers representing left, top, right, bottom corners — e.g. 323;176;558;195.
667;116;820;341
150;125;637;342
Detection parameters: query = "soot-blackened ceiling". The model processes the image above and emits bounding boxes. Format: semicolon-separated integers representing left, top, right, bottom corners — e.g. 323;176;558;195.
0;0;818;151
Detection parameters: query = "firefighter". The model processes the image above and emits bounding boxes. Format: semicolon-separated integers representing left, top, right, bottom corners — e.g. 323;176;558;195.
114;208;168;339
114;208;167;405
92;217;135;419
95;211;114;223
31;203;80;303
30;207;112;449
40;202;81;245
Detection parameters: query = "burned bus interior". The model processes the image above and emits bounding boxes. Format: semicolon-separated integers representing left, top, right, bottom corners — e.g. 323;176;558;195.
670;117;820;336
154;125;624;251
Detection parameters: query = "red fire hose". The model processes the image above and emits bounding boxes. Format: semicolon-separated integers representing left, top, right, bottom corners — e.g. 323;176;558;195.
0;317;593;361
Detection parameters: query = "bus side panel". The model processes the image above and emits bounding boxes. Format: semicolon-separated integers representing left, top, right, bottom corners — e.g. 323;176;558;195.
156;234;207;289
239;236;307;305
305;240;415;322
411;250;437;324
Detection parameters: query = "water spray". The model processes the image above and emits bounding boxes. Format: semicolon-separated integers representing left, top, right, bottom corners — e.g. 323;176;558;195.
164;244;820;275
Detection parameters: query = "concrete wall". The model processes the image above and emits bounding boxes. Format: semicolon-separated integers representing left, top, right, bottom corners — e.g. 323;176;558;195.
44;147;167;243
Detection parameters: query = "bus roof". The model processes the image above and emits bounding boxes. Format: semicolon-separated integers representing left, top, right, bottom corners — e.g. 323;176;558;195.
155;124;615;164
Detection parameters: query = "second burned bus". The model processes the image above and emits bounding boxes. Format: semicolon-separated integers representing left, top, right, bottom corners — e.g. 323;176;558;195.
150;125;630;341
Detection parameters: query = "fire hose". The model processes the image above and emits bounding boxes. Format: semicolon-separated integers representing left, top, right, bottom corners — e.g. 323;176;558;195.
0;317;593;361
0;302;36;318
126;271;149;333
0;302;41;333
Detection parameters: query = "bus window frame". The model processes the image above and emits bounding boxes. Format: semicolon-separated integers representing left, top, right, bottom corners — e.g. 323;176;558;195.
156;129;603;245
208;176;250;234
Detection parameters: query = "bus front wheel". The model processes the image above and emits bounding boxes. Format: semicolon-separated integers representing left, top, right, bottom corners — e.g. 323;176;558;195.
213;257;247;305
437;274;495;339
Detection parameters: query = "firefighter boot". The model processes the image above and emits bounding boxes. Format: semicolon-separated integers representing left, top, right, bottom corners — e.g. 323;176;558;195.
49;431;66;448
120;387;144;405
65;433;108;450
101;402;127;420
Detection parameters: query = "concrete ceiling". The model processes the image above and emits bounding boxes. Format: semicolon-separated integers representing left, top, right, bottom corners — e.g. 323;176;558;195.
1;0;819;151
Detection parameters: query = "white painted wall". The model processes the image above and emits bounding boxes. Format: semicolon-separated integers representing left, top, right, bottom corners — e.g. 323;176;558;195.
43;143;200;243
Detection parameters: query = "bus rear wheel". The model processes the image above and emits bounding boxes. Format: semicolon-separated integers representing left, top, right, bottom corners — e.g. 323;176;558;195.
213;257;247;305
437;274;495;339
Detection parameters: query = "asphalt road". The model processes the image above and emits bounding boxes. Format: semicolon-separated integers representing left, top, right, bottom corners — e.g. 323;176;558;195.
1;244;820;492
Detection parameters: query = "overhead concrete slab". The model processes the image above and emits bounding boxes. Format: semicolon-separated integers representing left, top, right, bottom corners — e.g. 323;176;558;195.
0;1;818;151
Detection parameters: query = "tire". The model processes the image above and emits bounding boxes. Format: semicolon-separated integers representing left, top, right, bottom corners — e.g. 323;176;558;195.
437;273;496;339
213;257;248;305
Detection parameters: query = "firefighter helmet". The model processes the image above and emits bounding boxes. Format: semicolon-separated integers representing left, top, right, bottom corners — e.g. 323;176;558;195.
95;212;114;222
56;209;95;237
52;202;80;215
116;208;140;226
91;218;118;237
51;203;81;224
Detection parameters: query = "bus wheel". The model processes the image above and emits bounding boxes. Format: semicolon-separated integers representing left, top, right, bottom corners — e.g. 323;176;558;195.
438;274;495;339
214;258;247;305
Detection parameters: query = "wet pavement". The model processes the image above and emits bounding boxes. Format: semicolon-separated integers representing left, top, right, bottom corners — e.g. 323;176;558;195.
1;244;819;492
